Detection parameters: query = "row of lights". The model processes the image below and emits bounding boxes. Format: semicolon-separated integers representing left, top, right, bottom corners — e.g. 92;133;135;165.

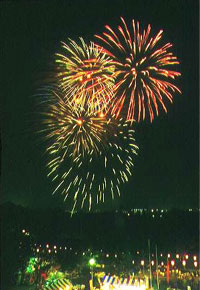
166;254;199;261
137;260;198;268
126;214;163;218
21;231;199;270
91;256;198;270
124;210;167;217
34;246;199;268
91;208;199;214
89;256;199;272
34;244;198;261
122;209;168;213
22;229;198;262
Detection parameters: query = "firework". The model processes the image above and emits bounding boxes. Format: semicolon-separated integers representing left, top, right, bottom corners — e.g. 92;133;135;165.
55;37;115;112
95;17;181;122
39;87;109;158
40;87;138;213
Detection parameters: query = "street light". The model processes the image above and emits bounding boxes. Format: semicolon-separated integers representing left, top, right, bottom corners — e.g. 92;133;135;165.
194;261;198;268
171;260;175;267
89;258;96;289
89;258;96;266
141;260;145;275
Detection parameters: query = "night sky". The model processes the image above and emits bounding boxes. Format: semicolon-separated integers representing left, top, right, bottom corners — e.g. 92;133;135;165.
1;0;199;210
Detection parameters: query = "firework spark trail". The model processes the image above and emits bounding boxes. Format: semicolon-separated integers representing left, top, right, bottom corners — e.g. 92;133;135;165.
39;87;109;158
39;86;138;214
95;17;181;122
55;38;115;113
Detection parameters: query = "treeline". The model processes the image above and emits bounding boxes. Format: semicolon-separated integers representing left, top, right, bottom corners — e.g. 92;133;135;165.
1;202;199;252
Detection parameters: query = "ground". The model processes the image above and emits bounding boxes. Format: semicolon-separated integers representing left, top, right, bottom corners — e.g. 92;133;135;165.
5;286;36;290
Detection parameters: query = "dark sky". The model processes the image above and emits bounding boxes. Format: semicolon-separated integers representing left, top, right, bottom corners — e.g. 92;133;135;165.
1;0;199;210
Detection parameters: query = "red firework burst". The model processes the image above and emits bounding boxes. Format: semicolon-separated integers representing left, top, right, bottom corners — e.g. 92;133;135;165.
95;17;181;122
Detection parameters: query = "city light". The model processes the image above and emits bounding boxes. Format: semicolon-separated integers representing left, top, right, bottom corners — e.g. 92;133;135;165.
18;240;200;290
89;258;96;266
171;260;175;267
